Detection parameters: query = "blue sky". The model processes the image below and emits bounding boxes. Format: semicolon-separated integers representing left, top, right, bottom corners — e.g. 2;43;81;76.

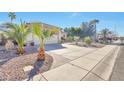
0;12;124;36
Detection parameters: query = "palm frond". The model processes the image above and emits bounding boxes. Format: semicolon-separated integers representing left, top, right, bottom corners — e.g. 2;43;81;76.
32;23;43;38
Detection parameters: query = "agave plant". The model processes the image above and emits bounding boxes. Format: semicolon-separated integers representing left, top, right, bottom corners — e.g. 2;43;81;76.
32;23;59;61
5;22;30;55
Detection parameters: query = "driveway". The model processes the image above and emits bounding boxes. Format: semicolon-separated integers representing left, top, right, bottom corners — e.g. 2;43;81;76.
40;44;119;81
25;43;119;81
46;43;98;70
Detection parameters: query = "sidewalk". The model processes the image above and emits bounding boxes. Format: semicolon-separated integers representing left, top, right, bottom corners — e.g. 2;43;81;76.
33;45;120;81
110;46;124;80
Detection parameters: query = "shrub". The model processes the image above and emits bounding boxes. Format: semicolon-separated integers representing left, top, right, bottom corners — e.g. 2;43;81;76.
84;36;92;46
74;36;80;41
67;35;74;42
74;36;80;45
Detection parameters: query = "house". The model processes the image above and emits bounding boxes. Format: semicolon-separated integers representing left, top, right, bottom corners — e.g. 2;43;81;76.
0;22;65;45
26;22;63;45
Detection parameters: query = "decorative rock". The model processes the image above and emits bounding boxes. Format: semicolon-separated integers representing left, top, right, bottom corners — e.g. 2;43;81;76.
23;65;34;72
5;40;14;50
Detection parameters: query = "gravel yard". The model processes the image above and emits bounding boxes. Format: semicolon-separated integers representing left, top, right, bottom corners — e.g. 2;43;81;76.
0;46;53;81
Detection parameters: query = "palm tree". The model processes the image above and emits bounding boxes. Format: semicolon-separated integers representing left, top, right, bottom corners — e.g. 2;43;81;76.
89;19;99;41
8;12;16;23
32;23;59;61
5;22;30;54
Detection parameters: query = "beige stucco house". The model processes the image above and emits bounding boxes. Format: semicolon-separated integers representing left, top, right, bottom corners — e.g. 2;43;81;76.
26;22;64;45
0;22;66;45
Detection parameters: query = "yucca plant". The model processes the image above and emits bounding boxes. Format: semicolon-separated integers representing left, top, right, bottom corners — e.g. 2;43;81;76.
32;23;59;61
5;22;30;55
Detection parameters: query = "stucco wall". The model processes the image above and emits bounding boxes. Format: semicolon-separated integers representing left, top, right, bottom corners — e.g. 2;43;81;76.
26;31;61;45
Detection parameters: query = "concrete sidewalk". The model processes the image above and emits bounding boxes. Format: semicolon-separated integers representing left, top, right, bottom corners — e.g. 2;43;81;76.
110;46;124;80
32;44;120;81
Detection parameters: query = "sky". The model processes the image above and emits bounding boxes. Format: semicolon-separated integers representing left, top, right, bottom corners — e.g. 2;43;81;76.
0;12;124;36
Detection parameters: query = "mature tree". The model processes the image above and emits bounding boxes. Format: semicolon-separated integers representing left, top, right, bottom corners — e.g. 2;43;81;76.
101;28;109;43
32;23;59;61
64;27;81;36
75;27;81;36
8;12;16;23
89;19;99;41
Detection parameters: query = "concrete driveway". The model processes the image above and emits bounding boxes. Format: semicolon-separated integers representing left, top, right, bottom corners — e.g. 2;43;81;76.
28;43;119;81
46;44;97;69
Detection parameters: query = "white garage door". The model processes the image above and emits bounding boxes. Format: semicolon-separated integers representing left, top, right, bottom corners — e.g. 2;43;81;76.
46;35;59;44
26;33;59;45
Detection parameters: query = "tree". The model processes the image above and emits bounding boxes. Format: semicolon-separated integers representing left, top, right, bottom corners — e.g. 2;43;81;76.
75;27;81;36
101;28;109;43
32;23;59;61
5;22;30;54
8;12;16;23
89;19;99;41
64;27;81;37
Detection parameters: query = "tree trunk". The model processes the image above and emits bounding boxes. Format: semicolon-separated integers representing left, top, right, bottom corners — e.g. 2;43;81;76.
17;47;25;55
37;40;45;61
11;18;12;23
95;25;96;41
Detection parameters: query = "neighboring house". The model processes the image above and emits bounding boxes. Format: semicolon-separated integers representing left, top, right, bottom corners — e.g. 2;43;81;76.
26;22;63;45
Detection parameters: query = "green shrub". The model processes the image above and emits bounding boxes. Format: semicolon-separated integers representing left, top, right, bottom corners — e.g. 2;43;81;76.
67;35;74;42
74;36;80;41
74;36;80;45
84;36;92;46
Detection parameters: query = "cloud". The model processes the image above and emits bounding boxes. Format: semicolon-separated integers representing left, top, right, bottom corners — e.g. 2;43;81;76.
69;12;80;18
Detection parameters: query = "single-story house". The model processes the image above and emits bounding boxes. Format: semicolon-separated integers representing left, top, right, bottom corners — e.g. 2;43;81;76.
0;22;66;45
26;22;64;45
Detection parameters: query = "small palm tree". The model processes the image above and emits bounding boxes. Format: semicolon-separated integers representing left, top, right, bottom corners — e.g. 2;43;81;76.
5;22;30;55
32;23;59;61
8;12;16;23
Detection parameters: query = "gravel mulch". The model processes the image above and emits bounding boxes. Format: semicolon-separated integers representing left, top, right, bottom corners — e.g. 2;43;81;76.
0;53;53;81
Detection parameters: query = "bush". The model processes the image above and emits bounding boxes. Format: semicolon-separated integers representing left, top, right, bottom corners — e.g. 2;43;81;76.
74;36;80;45
84;36;92;46
67;35;74;42
74;36;80;41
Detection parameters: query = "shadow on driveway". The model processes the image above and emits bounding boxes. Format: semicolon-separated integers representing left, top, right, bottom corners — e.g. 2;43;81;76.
25;44;66;53
45;44;66;51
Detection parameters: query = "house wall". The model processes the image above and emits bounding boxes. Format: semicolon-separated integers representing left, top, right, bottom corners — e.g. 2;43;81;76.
26;30;62;45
